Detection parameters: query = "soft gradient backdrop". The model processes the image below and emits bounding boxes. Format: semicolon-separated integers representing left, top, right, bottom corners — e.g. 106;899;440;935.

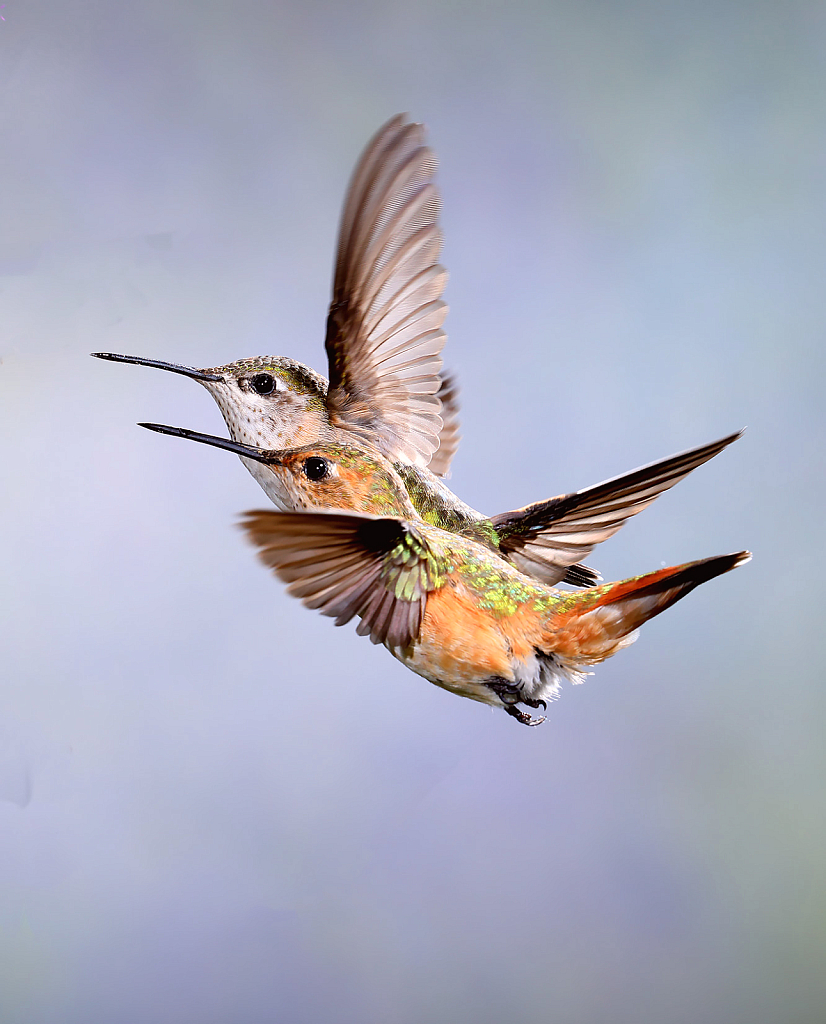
2;2;824;1022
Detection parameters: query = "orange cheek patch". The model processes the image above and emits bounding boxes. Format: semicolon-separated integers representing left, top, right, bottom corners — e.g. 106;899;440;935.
336;468;375;510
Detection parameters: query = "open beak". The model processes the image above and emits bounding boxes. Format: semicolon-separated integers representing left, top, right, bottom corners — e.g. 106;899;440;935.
91;352;225;384
138;423;281;465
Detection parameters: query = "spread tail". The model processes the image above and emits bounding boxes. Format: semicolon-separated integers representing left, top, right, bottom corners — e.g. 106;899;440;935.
545;551;751;665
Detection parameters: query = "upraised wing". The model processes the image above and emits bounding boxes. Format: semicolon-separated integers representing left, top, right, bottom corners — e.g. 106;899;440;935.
427;372;461;478
325;114;448;469
489;431;743;586
240;510;445;650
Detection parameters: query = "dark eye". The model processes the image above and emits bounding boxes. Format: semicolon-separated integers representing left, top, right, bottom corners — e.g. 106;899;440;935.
250;372;276;395
303;457;329;481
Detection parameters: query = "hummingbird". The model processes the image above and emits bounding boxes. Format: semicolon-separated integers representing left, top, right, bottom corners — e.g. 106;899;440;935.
129;432;750;725
92;113;455;477
91;113;739;590
137;424;746;629
90;113;595;586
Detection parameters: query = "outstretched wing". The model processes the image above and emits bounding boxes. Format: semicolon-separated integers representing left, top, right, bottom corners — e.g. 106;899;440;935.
325;114;448;469
490;431;743;586
426;372;461;478
240;510;444;649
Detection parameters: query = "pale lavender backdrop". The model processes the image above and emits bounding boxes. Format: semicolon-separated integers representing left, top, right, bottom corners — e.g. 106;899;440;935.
1;1;824;1022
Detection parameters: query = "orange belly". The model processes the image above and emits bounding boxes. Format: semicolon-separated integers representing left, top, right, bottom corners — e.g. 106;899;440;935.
397;580;542;705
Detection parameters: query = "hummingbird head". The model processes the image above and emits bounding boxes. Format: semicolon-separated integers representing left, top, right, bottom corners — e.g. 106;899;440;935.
262;444;418;517
137;424;419;519
92;352;331;450
197;356;330;450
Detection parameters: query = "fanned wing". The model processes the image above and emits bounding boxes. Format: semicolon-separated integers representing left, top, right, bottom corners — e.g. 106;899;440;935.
490;431;743;586
325;114;448;469
427;372;461;478
240;510;443;649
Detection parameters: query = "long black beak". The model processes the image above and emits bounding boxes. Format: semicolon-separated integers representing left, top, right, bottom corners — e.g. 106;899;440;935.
138;423;281;465
91;352;224;383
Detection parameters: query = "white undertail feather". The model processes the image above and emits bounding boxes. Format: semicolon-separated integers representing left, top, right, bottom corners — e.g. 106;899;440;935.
511;651;588;704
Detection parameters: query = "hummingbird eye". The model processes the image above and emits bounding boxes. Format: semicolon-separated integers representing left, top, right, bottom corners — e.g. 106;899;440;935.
249;372;277;396
302;456;330;481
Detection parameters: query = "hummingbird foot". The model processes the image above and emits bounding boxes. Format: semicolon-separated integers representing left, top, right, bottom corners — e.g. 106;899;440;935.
486;677;547;727
503;704;546;727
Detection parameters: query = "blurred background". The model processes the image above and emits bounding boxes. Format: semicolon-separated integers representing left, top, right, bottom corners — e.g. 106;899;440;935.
1;1;824;1021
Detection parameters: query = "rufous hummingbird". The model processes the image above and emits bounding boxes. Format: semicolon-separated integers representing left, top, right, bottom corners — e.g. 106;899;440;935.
137;422;743;590
129;434;751;725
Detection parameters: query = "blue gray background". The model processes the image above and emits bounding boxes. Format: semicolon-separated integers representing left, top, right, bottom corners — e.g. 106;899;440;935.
2;2;824;1021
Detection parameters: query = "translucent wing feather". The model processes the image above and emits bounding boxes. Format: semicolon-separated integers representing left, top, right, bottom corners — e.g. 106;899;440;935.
426;372;461;478
490;431;742;586
325;115;448;469
240;510;442;649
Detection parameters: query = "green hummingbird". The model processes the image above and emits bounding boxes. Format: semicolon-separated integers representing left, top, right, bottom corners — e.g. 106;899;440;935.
130;432;751;725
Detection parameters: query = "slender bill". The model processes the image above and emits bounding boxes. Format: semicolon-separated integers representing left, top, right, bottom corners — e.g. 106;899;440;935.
138;423;280;465
91;352;224;383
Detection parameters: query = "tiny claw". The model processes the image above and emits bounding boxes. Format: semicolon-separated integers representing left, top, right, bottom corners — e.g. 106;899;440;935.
503;704;546;727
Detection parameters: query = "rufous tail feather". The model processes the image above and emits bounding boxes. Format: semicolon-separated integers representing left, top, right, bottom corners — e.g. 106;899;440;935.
544;551;751;665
